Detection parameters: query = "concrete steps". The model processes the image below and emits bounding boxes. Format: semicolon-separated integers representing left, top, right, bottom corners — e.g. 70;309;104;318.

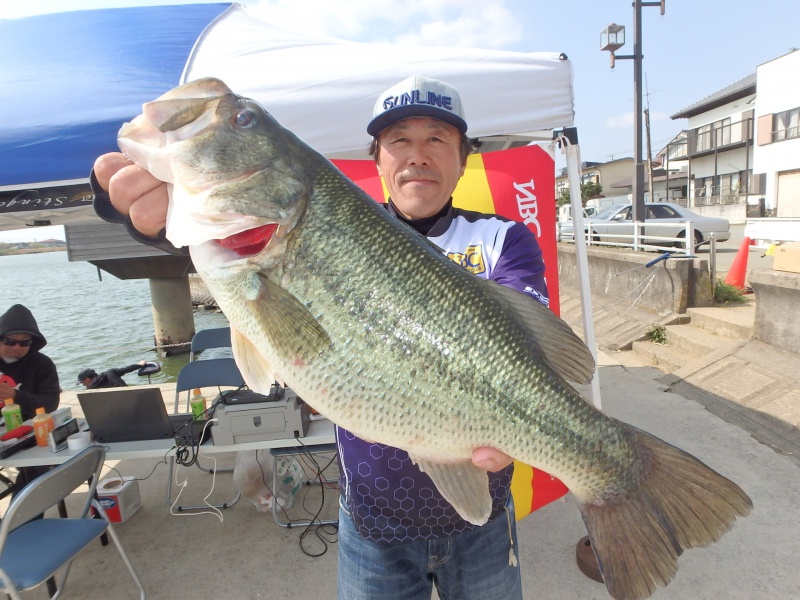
627;300;756;375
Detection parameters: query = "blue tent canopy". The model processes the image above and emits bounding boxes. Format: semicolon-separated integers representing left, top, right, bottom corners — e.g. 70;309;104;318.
0;3;233;188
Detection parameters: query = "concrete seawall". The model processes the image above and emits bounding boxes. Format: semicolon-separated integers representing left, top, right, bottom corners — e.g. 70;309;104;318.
557;243;713;315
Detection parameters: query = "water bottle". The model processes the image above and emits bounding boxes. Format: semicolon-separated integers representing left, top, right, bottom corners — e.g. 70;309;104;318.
190;388;207;420
2;398;23;432
32;407;55;447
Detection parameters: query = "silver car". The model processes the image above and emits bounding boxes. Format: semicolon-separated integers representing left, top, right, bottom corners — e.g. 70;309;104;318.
561;202;730;249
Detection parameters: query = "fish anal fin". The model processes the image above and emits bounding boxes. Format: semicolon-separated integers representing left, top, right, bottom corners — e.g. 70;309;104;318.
249;273;331;363
578;427;752;600
411;456;492;526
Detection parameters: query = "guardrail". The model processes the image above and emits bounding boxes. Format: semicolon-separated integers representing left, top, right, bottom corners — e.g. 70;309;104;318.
558;221;698;255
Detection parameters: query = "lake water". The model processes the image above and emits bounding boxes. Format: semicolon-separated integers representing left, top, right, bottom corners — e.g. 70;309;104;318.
1;251;229;392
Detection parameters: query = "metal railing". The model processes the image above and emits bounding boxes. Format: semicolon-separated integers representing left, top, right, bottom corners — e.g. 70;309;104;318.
559;221;698;255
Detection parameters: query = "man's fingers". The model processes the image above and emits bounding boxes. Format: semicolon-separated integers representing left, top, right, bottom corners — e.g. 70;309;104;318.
126;184;170;237
93;152;169;237
471;447;514;473
93;152;133;191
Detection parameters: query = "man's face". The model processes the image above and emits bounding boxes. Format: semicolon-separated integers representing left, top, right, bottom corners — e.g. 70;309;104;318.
0;333;33;364
376;117;466;220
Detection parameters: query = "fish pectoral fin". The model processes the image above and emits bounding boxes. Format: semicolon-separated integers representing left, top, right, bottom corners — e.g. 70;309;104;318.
251;273;332;362
230;326;278;392
481;279;596;384
411;457;492;526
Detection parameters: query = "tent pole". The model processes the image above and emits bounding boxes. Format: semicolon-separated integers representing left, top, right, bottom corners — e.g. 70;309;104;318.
555;129;601;408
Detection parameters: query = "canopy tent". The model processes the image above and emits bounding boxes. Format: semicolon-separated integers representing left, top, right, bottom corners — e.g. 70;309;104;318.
0;3;602;514
0;2;573;231
0;2;598;403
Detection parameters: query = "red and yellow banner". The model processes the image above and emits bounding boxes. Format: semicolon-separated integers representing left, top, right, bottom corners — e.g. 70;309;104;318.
333;145;568;519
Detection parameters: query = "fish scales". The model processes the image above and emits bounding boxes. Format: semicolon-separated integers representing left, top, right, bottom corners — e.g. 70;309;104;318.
118;78;752;600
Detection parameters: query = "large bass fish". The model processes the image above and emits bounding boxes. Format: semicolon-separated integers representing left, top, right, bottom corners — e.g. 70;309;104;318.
118;78;751;600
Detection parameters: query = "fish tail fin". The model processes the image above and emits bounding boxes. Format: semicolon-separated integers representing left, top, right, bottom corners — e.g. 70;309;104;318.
578;427;752;600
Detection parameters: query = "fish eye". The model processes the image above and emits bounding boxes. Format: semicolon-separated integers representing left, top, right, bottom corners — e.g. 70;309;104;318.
233;109;257;128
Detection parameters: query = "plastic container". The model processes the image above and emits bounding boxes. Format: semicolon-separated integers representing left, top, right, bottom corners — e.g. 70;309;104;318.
32;407;55;447
2;398;23;432
190;388;207;420
96;477;142;523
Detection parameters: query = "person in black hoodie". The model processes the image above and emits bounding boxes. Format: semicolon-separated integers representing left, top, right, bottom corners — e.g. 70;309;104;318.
0;304;60;420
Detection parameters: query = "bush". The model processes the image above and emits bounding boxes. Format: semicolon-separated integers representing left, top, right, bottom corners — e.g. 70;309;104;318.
645;323;667;345
714;281;746;304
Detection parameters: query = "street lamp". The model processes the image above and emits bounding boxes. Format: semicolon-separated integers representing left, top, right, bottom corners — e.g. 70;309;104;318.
600;23;625;68
601;1;665;226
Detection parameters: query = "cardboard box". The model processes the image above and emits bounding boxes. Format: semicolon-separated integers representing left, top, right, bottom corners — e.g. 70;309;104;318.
773;242;800;274
96;476;141;523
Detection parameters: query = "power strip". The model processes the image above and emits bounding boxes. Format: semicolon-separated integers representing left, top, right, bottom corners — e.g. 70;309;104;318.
174;419;212;447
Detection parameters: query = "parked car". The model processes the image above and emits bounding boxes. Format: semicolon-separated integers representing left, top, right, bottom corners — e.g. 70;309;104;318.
559;202;730;249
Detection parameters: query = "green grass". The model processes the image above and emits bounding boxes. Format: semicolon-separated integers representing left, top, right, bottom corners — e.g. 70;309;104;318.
645;323;667;345
714;280;746;304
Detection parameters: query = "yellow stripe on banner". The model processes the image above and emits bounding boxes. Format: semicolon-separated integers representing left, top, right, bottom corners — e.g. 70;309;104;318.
510;461;534;521
454;154;495;214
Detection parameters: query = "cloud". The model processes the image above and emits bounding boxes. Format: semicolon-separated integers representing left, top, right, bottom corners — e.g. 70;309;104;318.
606;113;633;128
393;5;523;49
248;0;522;49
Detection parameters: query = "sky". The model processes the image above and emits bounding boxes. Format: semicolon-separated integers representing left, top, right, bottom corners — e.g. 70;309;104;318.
2;0;798;242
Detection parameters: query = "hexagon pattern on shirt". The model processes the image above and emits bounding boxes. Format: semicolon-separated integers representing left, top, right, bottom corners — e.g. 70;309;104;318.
338;428;512;542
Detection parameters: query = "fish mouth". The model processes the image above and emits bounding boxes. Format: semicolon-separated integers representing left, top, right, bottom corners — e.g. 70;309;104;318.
216;223;278;256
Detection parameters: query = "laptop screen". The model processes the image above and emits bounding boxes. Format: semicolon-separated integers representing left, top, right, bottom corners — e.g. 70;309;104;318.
77;387;176;443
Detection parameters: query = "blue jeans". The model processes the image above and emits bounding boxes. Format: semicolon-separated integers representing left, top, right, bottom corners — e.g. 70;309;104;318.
337;497;522;600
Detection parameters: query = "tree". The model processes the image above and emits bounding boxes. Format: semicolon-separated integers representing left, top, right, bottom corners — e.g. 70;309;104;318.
557;182;604;207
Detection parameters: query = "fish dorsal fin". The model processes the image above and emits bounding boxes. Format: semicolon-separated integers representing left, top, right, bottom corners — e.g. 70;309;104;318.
230;325;283;392
410;455;493;526
248;273;332;365
480;279;595;384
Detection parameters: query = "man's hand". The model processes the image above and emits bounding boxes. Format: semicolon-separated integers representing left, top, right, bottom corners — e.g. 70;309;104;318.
94;152;169;238
471;447;514;472
0;382;16;401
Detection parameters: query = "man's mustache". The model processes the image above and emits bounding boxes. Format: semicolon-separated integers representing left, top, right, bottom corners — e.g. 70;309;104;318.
398;169;440;184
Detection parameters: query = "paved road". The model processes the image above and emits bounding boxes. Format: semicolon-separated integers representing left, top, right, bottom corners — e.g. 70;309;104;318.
700;223;773;282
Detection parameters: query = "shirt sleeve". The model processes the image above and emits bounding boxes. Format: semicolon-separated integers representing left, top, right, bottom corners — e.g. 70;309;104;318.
14;355;60;420
112;363;144;377
491;222;549;307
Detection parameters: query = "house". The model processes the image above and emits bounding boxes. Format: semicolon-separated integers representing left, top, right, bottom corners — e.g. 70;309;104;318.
752;49;800;218
667;49;800;223
555;157;634;202
670;73;756;224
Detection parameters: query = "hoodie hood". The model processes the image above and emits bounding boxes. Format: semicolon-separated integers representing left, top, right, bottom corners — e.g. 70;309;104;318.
0;304;47;353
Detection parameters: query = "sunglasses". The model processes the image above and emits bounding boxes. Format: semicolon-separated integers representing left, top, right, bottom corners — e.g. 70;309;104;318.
1;337;33;348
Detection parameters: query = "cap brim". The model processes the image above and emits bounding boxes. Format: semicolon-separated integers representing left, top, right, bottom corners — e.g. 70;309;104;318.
367;105;467;136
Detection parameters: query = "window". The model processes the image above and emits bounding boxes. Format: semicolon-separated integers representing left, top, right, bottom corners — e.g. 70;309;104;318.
773;107;800;142
647;205;679;219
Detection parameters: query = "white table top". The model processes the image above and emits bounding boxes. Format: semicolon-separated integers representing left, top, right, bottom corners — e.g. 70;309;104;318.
0;418;336;468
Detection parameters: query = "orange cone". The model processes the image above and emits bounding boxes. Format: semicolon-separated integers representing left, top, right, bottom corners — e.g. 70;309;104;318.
725;236;751;290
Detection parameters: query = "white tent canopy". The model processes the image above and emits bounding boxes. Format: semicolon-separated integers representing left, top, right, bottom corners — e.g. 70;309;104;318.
184;4;575;157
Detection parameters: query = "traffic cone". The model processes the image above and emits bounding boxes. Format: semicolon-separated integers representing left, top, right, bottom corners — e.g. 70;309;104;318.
725;236;751;290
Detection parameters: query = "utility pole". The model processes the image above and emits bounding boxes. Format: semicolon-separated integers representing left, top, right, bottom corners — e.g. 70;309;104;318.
645;107;655;201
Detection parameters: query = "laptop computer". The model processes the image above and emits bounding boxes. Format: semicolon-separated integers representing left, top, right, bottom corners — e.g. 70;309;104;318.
77;387;191;444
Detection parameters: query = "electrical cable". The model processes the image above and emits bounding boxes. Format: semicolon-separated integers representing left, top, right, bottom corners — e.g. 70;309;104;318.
253;437;339;557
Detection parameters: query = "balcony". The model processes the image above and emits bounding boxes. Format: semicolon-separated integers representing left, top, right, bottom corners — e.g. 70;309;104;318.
687;119;752;157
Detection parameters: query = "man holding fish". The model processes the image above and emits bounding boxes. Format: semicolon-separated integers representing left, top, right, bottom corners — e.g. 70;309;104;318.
93;75;546;599
92;72;750;600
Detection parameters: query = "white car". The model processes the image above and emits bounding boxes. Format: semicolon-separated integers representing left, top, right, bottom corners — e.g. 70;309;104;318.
560;202;731;249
